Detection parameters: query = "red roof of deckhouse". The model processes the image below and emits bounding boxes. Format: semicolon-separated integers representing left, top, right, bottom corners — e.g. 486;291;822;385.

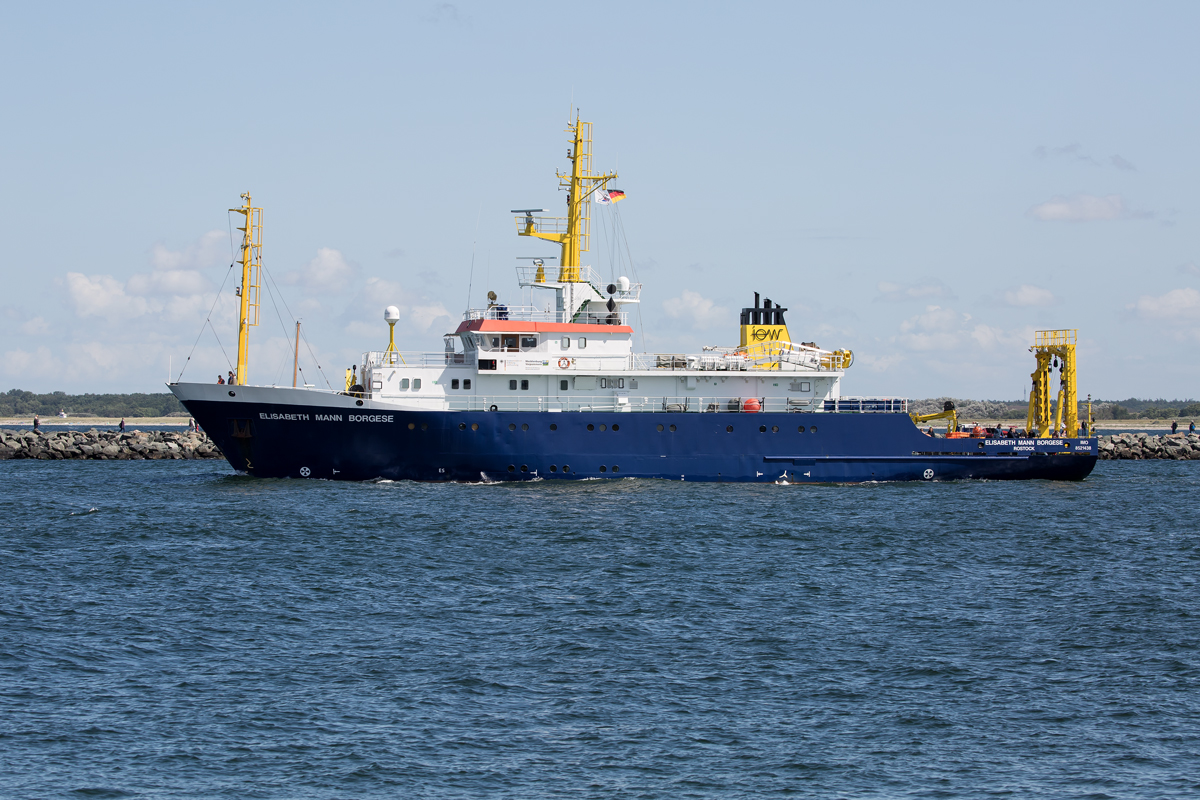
454;319;633;334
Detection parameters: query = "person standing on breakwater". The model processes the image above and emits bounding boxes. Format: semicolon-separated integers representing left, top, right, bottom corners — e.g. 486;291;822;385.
33;414;39;432
1191;421;1196;433
1172;420;1178;434
119;418;126;433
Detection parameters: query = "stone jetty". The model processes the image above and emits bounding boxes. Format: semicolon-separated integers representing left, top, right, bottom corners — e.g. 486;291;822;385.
0;429;224;460
1098;432;1200;460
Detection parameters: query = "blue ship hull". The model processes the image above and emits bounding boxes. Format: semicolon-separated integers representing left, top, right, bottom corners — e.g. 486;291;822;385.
181;396;1098;483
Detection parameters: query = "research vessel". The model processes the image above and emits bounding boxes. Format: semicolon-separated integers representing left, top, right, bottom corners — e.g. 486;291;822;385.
169;117;1098;483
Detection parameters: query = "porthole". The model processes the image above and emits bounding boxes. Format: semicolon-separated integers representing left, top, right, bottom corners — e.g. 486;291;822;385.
459;422;466;430
507;465;515;472
599;424;607;431
587;423;595;431
520;465;528;472
562;465;571;473
798;425;805;433
509;423;516;431
356;400;363;406
421;423;428;431
521;423;529;431
669;424;676;432
656;424;664;432
599;465;608;473
726;425;734;433
772;425;779;433
228;390;236;397
551;465;559;472
471;423;479;431
759;425;767;433
408;422;416;430
612;466;620;473
550;423;558;431
810;426;818;434
611;423;619;431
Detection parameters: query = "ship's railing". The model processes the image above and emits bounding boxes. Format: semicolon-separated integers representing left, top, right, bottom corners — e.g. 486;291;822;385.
363;351;477;368
443;394;908;414
515;264;603;287
627;348;844;372
463;305;629;326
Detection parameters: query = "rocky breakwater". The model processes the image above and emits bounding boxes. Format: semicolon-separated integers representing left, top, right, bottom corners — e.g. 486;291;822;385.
1099;433;1200;460
0;429;224;460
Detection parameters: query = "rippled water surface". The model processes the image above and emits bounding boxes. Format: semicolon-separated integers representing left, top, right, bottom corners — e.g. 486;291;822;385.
2;461;1199;799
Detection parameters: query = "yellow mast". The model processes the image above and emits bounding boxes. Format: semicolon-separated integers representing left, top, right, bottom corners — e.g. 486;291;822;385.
515;114;617;280
229;192;263;386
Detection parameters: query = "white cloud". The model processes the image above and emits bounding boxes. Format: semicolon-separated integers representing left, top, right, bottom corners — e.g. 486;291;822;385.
896;305;970;350
969;323;1031;350
1004;284;1058;307
1028;193;1145;222
150;230;228;271
285;248;358;293
342;276;451;338
19;316;49;335
1129;287;1200;320
874;280;954;303
64;272;156;321
662;289;727;329
126;269;210;296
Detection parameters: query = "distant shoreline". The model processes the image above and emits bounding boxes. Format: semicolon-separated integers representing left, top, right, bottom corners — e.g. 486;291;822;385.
0;417;190;427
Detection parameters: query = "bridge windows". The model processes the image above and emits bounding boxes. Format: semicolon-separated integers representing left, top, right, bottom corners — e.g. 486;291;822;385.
561;337;570;349
520;336;537;350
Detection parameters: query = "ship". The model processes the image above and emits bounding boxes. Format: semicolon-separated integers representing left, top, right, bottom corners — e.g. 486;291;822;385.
170;116;1098;483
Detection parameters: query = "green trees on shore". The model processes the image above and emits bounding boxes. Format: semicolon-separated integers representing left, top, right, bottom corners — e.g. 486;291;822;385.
0;390;185;418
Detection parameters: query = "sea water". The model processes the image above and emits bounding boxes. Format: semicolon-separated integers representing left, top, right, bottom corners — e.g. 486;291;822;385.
1;460;1198;799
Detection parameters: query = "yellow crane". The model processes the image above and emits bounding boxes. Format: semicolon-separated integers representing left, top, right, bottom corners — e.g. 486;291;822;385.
910;401;958;437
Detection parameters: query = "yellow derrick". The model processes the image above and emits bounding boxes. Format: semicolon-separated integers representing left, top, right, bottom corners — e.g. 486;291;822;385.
229;192;263;386
1026;329;1079;438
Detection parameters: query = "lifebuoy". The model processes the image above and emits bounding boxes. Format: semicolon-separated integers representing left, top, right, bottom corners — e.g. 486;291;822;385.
558;357;571;369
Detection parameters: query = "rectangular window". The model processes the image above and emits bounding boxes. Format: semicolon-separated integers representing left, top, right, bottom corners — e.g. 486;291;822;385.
413;378;421;390
630;379;638;389
801;381;811;392
521;336;537;350
578;337;587;349
618;378;625;389
400;378;410;389
502;335;518;352
509;379;518;390
561;337;570;349
560;379;568;391
599;377;607;389
451;379;460;390
463;379;471;389
520;380;529;390
478;360;496;371
491;336;500;349
371;380;383;390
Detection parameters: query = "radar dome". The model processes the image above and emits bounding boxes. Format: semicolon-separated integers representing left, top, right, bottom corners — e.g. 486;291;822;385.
384;306;401;323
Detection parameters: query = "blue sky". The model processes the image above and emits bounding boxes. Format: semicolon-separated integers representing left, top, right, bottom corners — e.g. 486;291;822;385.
2;1;1198;399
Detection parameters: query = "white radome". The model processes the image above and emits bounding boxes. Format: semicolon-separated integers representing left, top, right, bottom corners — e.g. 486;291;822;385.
384;305;401;323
